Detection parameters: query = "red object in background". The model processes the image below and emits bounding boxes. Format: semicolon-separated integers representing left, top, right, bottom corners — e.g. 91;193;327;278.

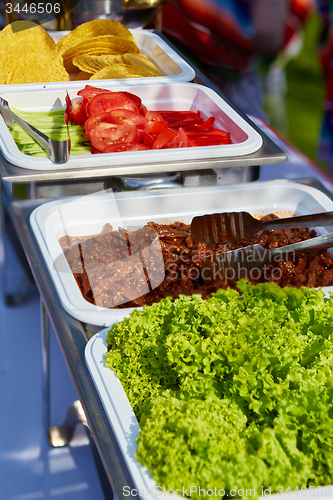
161;0;252;70
290;0;314;23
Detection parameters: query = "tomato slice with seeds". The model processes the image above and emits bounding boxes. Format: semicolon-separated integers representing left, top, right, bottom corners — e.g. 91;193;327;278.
90;122;139;152
77;85;111;101
118;91;144;115
152;127;177;149
85;109;147;139
107;109;148;128
144;111;168;134
72;101;88;126
104;142;149;153
141;130;155;147
84;112;113;139
86;92;139;117
165;127;193;148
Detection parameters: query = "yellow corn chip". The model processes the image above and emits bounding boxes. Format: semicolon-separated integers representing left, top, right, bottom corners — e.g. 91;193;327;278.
9;53;70;84
73;54;127;73
0;21;70;84
89;64;153;80
123;53;163;76
62;35;140;72
57;19;136;56
74;70;92;81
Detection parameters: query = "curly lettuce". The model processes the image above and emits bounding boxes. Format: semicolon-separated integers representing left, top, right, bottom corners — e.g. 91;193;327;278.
105;281;333;498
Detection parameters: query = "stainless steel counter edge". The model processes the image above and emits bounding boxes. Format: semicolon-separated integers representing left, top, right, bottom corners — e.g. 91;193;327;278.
8;198;137;500
0;136;287;183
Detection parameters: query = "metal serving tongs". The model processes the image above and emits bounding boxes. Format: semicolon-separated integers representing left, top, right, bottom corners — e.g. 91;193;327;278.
0;97;70;164
207;232;333;281
191;211;333;245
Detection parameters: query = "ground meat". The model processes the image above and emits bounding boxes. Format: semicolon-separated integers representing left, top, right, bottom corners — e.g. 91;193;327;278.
58;214;333;309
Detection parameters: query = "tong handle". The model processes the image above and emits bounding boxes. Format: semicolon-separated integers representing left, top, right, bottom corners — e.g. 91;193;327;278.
263;211;333;231
13;114;53;156
0;97;70;163
271;232;333;257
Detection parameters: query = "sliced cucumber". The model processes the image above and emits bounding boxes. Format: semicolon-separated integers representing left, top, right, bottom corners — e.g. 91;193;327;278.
9;108;92;157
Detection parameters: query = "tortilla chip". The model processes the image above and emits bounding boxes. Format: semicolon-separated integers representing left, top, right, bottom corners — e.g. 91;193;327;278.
62;35;140;72
89;64;153;80
57;19;136;56
123;53;163;76
73;54;126;73
0;21;69;84
74;70;92;81
9;53;70;84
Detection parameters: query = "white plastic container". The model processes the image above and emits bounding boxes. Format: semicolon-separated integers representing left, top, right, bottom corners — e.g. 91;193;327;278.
30;180;333;328
85;326;168;500
0;82;263;170
0;29;196;94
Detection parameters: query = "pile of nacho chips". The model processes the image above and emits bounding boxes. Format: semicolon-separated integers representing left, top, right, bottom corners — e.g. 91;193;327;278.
0;21;70;84
0;19;163;84
57;19;163;79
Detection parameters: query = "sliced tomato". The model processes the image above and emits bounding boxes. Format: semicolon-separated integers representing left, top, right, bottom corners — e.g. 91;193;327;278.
156;110;202;128
91;145;102;154
189;130;232;146
141;105;149;116
144;111;168;134
85;109;147;139
165;127;193;148
141;130;155;148
77;85;112;101
118;91;144;115
90;122;139;152
77;86;112;112
185;129;231;140
72;101;88;126
86;92;139;117
107;109;148;128
104;142;149;153
152;127;177;149
190;136;232;146
85;111;116;139
64;92;73;125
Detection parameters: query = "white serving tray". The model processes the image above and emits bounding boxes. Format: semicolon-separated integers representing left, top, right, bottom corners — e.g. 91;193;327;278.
0;29;196;93
85;327;178;500
0;82;263;170
85;327;333;500
30;180;333;328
